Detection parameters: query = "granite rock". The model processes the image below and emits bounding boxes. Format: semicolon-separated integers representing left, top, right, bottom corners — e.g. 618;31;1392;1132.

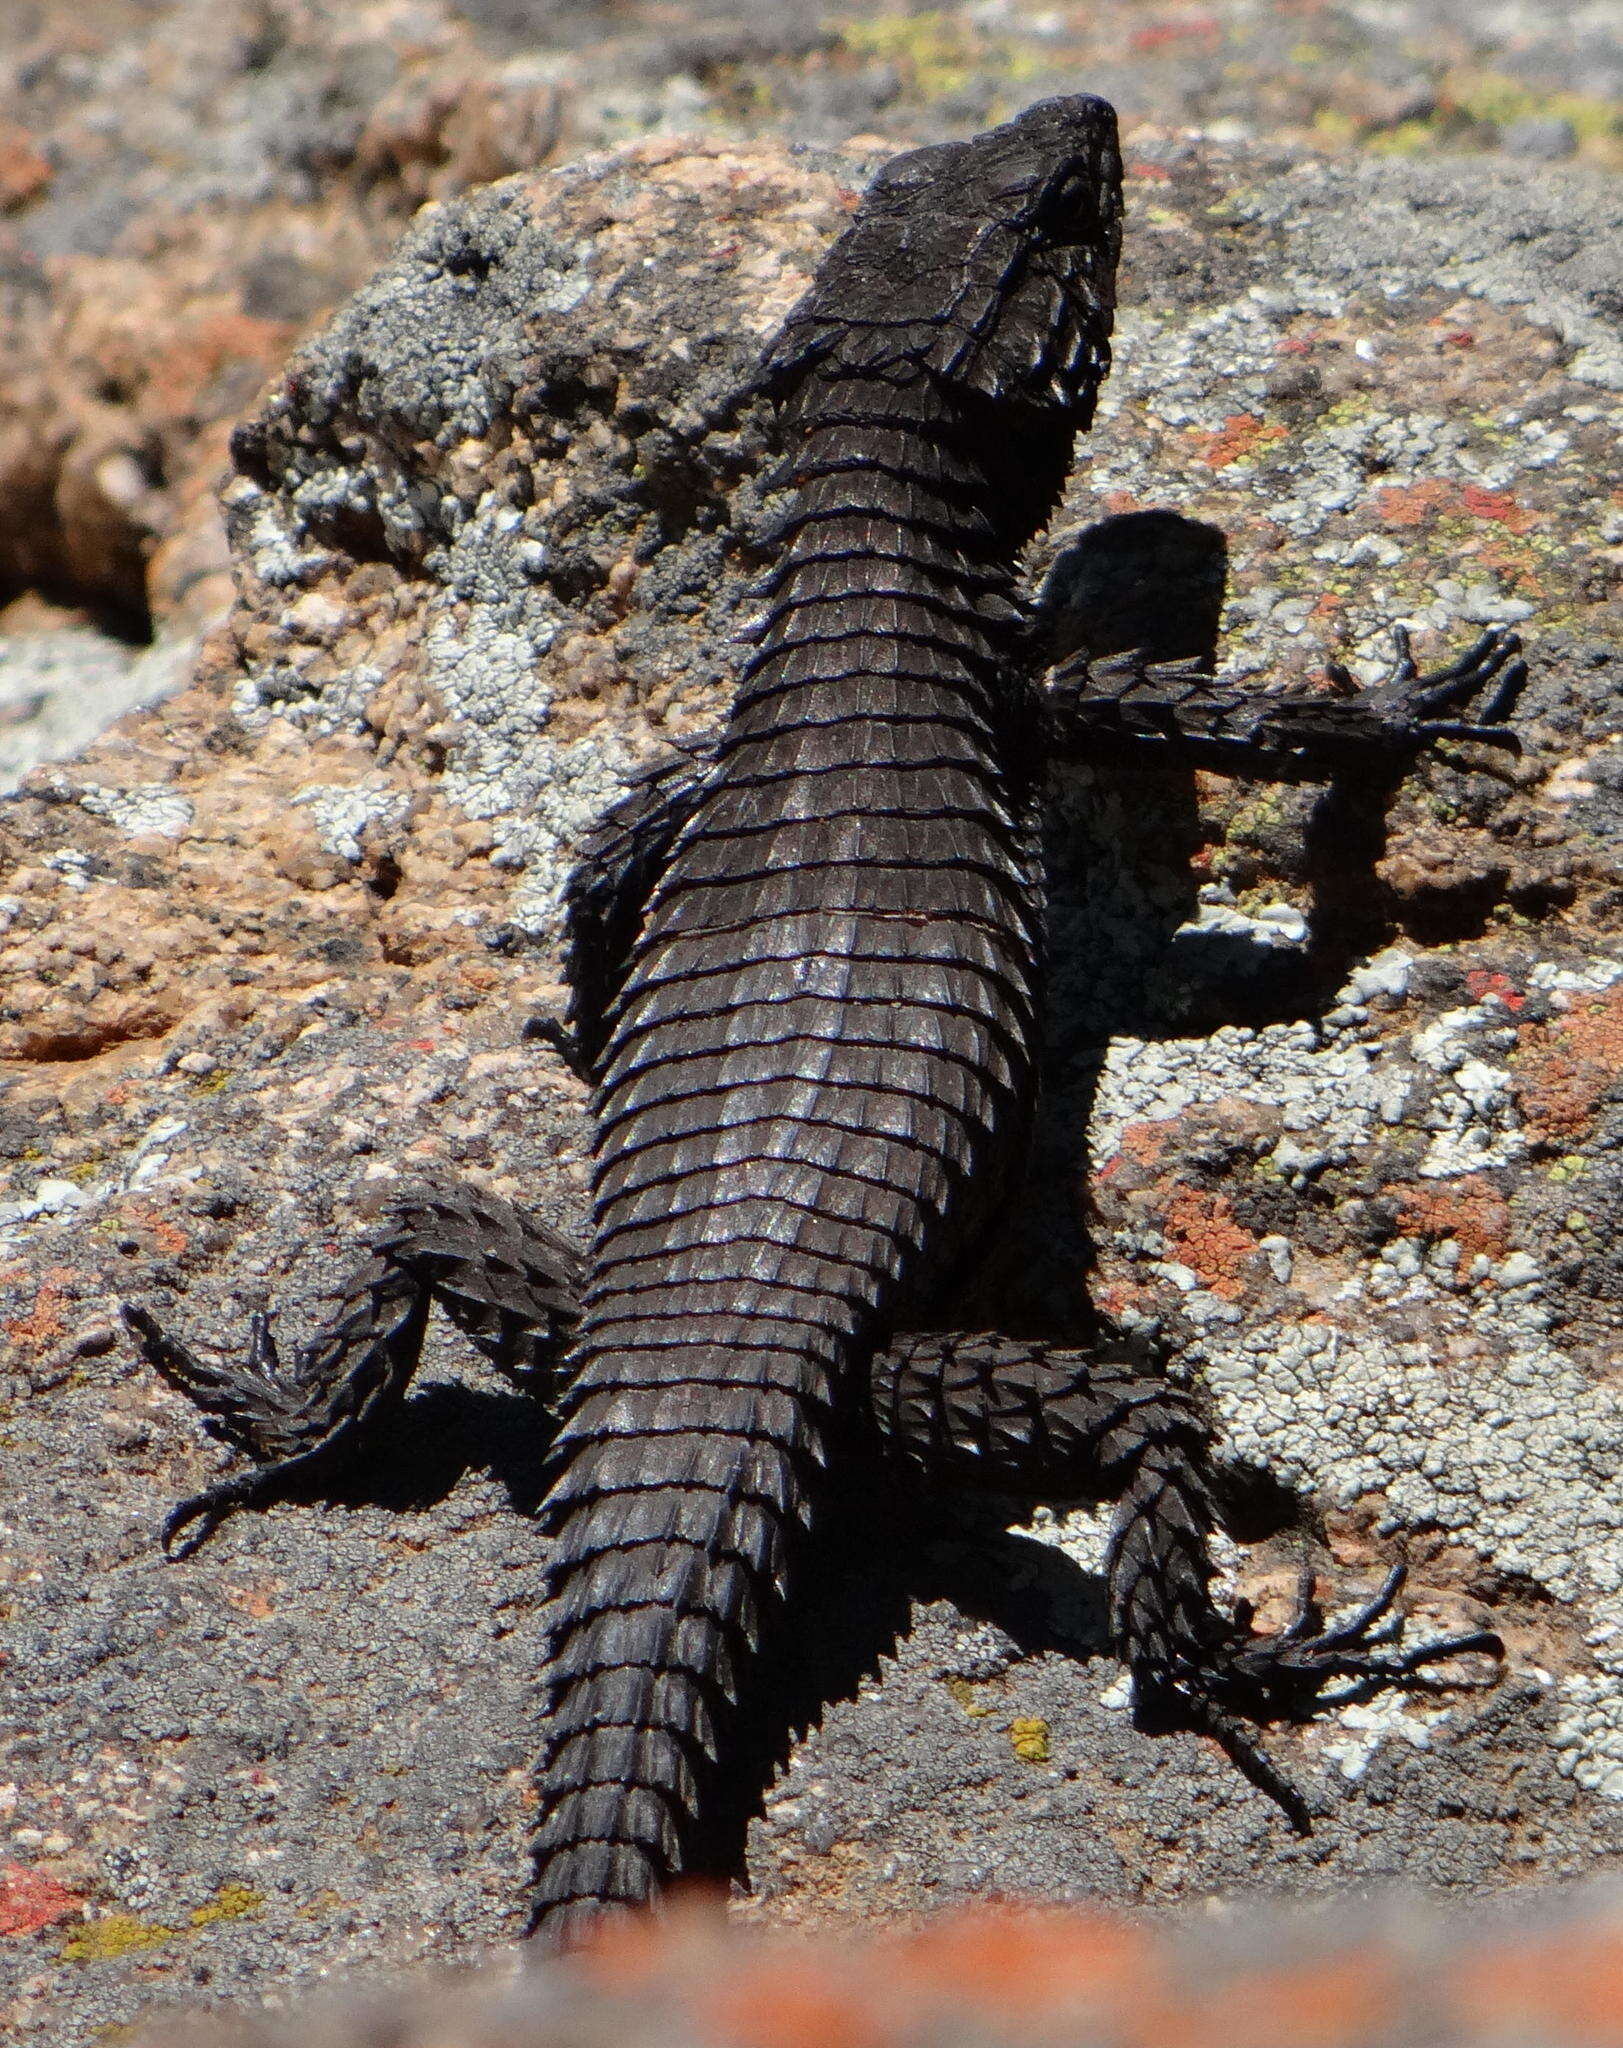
0;124;1620;2046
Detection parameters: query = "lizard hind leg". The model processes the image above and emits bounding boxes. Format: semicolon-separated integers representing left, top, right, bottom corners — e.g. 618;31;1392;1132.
869;1329;1501;1826
124;1184;584;1559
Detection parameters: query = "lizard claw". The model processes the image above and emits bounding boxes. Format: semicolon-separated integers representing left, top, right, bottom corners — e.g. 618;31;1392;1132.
157;1439;348;1558
1217;1563;1503;1705
122;1302;289;1459
124;1302;345;1559
1361;625;1528;752
161;1471;274;1559
1140;1564;1503;1833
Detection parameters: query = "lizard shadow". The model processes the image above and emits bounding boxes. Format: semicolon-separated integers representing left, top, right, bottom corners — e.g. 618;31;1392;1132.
1036;507;1431;1048
703;1453;1316;1891
296;1378;556;1520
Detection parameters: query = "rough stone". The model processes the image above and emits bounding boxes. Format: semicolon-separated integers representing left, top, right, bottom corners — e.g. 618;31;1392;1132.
0;79;1620;2048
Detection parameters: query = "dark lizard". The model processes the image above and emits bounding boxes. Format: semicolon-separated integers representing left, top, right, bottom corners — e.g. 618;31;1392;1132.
124;95;1522;1948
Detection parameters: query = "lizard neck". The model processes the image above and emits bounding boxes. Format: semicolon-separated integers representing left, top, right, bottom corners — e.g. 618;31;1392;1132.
726;368;1039;744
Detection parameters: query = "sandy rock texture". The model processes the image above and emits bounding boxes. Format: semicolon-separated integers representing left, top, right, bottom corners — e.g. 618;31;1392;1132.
1;80;1621;2048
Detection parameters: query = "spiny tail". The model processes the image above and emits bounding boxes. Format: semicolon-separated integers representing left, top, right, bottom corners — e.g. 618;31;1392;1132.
527;1336;833;1946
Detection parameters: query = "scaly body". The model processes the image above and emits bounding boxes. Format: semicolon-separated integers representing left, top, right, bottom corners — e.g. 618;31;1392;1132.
127;96;1520;1945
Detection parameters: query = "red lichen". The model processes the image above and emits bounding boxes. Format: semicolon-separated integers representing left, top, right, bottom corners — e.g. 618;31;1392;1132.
1393;1178;1514;1261
0;1864;84;1938
1465;969;1524;1010
1129;17;1221;51
1459;483;1535;531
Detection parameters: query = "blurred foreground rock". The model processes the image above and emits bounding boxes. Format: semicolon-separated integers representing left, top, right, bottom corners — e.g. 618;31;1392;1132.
125;1892;1623;2047
0;113;1621;2048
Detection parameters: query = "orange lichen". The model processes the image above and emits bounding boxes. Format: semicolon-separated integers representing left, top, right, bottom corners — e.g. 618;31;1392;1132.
1447;1928;1623;2042
1373;479;1453;527
576;1888;730;1994
1371;479;1534;534
1098;1121;1178;1183
1;1270;71;1356
701;1954;888;2048
888;1905;1153;2020
1190;414;1288;469
0;123;51;211
222;1580;282;1619
1516;988;1623;1145
1145;1950;1401;2048
116;1200;191;1259
1161;1188;1259;1299
1393;1178;1514;1260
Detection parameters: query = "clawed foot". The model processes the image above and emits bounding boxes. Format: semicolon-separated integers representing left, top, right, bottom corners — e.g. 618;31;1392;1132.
122;1303;338;1559
159;1468;293;1560
1330;624;1527;751
1218;1563;1502;1703
1148;1564;1502;1830
123;1303;293;1453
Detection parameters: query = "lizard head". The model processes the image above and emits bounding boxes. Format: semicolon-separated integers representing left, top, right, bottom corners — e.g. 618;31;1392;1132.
760;93;1123;425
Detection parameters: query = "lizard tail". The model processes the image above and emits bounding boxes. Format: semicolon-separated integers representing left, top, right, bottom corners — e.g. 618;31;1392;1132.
527;1338;833;1947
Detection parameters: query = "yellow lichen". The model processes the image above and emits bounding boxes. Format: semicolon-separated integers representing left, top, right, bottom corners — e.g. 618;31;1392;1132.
189;1884;262;1926
1448;72;1622;154
1008;1717;1051;1763
945;1676;994;1719
1367;120;1445;158
59;1884;262;1960
60;1914;176;1962
832;13;1023;103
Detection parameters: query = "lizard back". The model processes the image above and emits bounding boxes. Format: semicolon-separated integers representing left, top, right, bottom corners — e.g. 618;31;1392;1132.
532;96;1124;1940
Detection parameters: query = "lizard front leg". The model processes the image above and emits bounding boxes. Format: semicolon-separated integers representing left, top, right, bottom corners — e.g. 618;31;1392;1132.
1043;624;1527;776
868;1329;1501;1826
124;1185;582;1556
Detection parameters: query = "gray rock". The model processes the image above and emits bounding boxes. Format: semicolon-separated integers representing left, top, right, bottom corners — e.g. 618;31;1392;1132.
1501;116;1580;160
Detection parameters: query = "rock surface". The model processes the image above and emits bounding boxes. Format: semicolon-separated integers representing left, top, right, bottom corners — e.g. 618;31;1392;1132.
0;0;563;776
1;38;1621;2048
107;1891;1623;2047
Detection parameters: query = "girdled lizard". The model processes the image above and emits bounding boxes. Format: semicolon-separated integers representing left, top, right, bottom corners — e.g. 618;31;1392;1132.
126;94;1522;1948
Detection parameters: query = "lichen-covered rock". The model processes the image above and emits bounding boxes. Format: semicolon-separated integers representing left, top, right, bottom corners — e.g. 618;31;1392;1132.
0;122;1620;2047
2;0;1617;784
0;0;564;786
